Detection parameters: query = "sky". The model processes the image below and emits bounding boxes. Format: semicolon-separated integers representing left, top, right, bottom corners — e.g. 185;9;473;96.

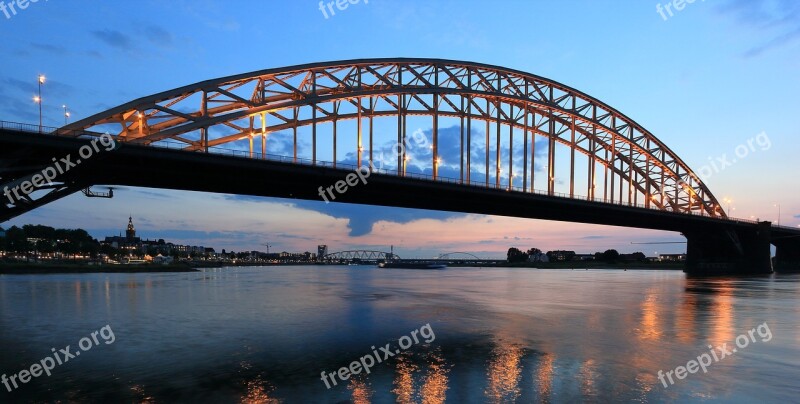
1;0;798;258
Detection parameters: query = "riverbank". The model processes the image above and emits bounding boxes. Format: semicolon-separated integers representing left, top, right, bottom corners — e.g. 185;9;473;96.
487;261;685;270
0;262;199;274
0;260;323;274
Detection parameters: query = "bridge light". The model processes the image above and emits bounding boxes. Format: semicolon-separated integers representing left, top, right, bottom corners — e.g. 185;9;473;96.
33;95;40;103
38;75;46;84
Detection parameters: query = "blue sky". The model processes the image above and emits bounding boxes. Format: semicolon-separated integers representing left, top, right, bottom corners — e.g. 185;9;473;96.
1;0;798;257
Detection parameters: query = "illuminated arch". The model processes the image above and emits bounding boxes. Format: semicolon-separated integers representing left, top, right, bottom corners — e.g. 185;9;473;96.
64;58;723;217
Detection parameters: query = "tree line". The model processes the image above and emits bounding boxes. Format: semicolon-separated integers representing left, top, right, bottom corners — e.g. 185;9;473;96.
0;225;101;258
507;247;646;263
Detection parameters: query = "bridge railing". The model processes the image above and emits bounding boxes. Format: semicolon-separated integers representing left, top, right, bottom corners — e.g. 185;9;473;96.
0;120;762;226
0;120;107;139
0;120;57;134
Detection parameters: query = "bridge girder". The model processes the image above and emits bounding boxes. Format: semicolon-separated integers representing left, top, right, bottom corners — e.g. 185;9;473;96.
61;58;723;217
323;250;400;261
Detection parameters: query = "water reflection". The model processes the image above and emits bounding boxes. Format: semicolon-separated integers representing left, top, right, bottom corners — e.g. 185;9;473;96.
674;288;697;343
1;268;798;402
348;376;372;404
391;348;450;403
709;280;736;346
485;342;524;403
534;352;555;403
129;384;156;403
239;362;280;404
578;358;598;399
638;287;663;341
392;353;417;403
241;377;280;404
420;350;449;404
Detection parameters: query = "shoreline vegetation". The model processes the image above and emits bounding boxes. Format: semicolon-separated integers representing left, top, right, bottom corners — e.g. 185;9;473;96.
489;261;685;270
0;259;687;274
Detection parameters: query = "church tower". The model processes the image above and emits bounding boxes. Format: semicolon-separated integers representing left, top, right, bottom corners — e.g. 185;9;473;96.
126;216;136;241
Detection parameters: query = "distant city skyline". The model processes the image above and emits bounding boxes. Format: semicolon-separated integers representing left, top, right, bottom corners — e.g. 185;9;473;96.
1;0;798;257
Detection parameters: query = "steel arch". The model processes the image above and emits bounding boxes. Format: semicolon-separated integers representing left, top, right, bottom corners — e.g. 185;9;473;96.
63;58;724;217
437;252;482;260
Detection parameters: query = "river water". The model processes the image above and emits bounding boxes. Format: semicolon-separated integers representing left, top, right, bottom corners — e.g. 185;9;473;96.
0;266;798;403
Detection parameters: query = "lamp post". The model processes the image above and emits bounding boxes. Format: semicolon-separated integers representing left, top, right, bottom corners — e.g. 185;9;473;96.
63;105;70;125
37;75;45;132
723;198;733;216
774;203;781;226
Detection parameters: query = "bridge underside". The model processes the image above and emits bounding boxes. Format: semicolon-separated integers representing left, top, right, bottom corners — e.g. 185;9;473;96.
1;129;796;275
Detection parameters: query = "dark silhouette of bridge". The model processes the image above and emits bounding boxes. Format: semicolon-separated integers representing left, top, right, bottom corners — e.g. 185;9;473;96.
322;250;400;264
1;59;798;274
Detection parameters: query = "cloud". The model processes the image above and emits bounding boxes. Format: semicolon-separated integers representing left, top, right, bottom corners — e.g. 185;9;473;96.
743;25;800;58
716;0;800;57
288;200;464;237
142;25;173;47
30;43;69;55
219;193;463;238
91;29;135;51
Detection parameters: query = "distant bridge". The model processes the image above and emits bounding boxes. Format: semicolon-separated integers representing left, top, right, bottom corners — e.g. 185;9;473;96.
322;250;399;263
1;58;799;274
437;252;482;260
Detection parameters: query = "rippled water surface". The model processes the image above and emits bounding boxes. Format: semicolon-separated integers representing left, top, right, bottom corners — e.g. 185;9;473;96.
1;266;799;403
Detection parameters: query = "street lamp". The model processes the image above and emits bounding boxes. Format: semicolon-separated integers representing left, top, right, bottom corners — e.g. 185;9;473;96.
37;75;45;132
774;203;781;226
63;105;70;125
723;198;733;216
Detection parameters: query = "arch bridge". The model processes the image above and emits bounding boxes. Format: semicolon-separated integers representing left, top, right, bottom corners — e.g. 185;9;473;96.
0;59;797;274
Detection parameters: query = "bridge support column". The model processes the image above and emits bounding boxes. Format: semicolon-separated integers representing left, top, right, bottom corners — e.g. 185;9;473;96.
684;221;773;276
773;237;800;272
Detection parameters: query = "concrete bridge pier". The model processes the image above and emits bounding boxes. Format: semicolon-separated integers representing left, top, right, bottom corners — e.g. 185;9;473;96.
684;221;773;276
773;237;800;272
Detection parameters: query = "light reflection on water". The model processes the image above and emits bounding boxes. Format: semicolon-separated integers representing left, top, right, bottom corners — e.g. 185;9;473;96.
1;266;799;402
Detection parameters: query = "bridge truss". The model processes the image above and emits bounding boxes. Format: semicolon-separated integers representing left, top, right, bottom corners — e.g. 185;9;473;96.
62;58;724;217
323;250;400;262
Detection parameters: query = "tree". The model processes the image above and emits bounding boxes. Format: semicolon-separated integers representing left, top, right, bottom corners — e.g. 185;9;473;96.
507;247;529;263
601;249;620;263
630;252;646;262
526;248;543;262
5;226;30;258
